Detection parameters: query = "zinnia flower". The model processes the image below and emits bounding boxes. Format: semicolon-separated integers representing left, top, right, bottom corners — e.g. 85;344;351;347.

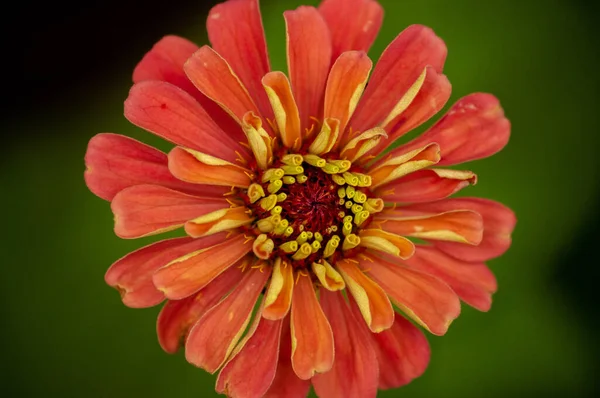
84;0;516;396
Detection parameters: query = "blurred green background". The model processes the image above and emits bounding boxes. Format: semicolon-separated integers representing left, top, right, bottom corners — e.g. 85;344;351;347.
2;0;599;397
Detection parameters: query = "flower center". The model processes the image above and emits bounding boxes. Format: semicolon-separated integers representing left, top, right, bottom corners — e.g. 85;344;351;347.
243;153;384;268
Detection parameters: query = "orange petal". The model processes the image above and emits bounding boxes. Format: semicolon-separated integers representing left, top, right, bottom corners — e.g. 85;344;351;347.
403;198;516;262
324;51;373;136
363;253;461;335
185;206;254;238
84;133;222;201
262;72;302;150
402;93;510;165
350;25;447;134
311;260;345;291
370;66;451;156
111;185;229;239
340;127;387;163
156;265;245;353
263;258;295;320
379;210;483;245
336;259;394;332
358;229;415;259
168;147;252;188
132;35;242;139
312;290;378;398
152;234;252;300
367;143;441;189
184;46;259;125
285;6;332;133
290;274;334;379
216;308;283;398
206;0;273;120
105;234;227;308
308;117;340;155
404;246;497;312
185;265;271;373
375;168;476;204
124;81;248;163
318;0;383;61
264;316;311;398
349;298;431;390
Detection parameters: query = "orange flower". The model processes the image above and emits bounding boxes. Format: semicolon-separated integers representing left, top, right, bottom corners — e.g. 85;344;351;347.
84;0;516;397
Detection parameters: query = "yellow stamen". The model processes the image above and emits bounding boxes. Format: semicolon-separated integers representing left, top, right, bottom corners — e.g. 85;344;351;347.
337;187;346;199
283;176;296;184
253;234;275;259
351;204;363;214
343;172;359;186
342;221;353;236
310;240;321;253
267;180;283;194
281;165;304;175
345;186;356;199
281;154;303;166
280;240;299;253
328;159;352;173
273;219;289;235
296;231;308;244
247;183;265;204
270;206;283;216
303;154;326;168
332;174;346;185
322;163;340;174
292;242;313;260
343;234;361;251
262;168;284;183
354;191;367;203
314;232;323;242
323;236;340;258
354;211;370;226
259;194;278;211
296;174;308;184
277;192;287;202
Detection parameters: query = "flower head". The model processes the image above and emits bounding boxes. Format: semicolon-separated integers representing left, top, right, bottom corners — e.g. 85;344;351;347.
84;0;516;396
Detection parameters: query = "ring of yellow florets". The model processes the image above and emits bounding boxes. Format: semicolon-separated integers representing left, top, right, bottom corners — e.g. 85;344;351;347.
242;153;384;268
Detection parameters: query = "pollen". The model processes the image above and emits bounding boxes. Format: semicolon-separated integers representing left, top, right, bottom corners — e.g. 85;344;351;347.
244;152;383;267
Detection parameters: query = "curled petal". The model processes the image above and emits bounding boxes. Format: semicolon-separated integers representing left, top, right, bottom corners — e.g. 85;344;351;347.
84;133;218;201
132;35;241;137
124;81;247;162
349;299;431;390
264;317;311;398
312;260;345;291
350;25;447;134
291;274;334;379
157;265;245;353
263;72;302;150
207;0;272;120
312;290;379;398
375;168;477;204
367;143;441;189
404;198;516;261
185;265;271;373
105;234;227;308
263;258;295;320
358;229;415;259
216;307;283;398
153;234;252;300
111;185;229;239
336;259;394;332
404;93;510;165
168;147;252;188
363;253;461;335
308;118;340;155
324;51;373;135
185;46;259;125
379;210;483;245
285;6;332;133
242;111;274;170
404;246;497;311
341;127;388;163
185;207;254;238
370;66;451;156
318;0;383;61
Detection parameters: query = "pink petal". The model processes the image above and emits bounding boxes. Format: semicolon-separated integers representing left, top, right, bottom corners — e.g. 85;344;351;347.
124;81;249;163
375;169;476;204
349;25;447;135
111;184;229;239
131;35;240;136
105;234;227;308
156;265;245;353
207;0;272;120
363;254;461;336
318;0;383;62
403;93;511;165
184;45;260;128
404;198;516;262
290;274;334;380
350;298;431;390
370;66;451;156
264;317;311;398
285;6;332;134
152;234;252;300
84;133;222;201
312;290;378;398
404;246;497;311
185;265;271;373
216;310;283;398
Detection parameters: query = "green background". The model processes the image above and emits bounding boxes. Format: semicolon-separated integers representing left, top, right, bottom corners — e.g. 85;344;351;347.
3;0;598;397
